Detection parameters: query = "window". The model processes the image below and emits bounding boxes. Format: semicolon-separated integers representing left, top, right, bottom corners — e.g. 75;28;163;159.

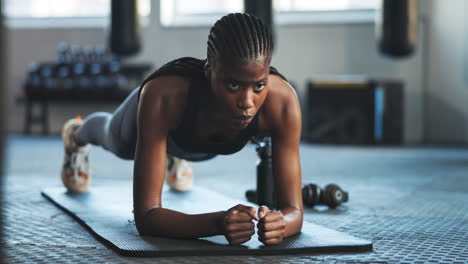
161;0;381;27
275;0;381;24
161;0;242;27
3;0;150;28
276;0;380;12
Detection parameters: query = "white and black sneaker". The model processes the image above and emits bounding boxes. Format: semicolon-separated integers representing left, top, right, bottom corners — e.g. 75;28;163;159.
165;154;193;192
61;116;91;192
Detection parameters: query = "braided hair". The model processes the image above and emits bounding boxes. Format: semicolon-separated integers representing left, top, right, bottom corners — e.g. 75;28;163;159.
207;13;273;67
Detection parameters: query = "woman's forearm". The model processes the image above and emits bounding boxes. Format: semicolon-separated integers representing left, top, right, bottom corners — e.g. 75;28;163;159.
137;207;226;239
280;206;303;238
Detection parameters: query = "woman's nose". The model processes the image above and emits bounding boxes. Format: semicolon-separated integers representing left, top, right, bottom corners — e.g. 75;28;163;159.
237;89;255;110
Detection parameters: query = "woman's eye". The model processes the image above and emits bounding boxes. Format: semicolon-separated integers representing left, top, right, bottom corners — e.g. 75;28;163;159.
254;83;265;92
227;82;240;91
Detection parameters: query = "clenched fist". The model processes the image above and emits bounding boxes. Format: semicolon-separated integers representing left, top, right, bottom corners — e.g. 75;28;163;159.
220;204;259;245
257;205;286;245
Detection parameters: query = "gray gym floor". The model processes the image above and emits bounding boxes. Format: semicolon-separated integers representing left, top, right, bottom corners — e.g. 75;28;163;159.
2;135;468;263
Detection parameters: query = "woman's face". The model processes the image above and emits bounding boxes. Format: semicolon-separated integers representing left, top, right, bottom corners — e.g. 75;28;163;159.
206;56;270;130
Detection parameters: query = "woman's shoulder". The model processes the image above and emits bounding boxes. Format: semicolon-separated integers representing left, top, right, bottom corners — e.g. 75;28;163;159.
138;57;204;95
266;72;296;106
141;75;190;98
258;73;301;133
139;76;191;130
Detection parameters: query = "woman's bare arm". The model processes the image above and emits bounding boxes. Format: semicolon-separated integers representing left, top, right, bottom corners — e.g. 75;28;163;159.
133;77;225;239
257;75;303;244
133;77;258;242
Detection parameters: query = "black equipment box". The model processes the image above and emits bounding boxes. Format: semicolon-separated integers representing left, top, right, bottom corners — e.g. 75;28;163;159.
305;77;403;145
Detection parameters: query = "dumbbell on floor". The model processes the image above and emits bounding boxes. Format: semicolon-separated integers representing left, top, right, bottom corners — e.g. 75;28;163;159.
246;183;349;208
302;183;349;208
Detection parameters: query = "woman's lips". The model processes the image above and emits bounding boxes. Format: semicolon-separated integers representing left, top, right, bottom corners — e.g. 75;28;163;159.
236;115;253;120
233;115;253;127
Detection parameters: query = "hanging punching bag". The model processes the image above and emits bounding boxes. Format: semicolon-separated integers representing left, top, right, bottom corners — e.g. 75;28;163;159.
376;0;418;58
244;0;275;50
110;0;141;57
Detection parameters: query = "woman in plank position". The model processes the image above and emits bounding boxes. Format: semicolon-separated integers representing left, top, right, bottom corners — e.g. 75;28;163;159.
61;13;303;245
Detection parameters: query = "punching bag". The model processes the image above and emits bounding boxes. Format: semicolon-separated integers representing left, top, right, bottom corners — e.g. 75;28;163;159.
244;0;275;49
110;0;141;56
376;0;418;58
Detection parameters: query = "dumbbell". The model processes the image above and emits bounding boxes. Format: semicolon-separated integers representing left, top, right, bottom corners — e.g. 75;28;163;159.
302;183;349;208
246;183;349;208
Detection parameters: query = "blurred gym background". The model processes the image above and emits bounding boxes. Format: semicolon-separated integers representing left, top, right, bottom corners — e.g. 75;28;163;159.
1;0;467;145
1;0;468;263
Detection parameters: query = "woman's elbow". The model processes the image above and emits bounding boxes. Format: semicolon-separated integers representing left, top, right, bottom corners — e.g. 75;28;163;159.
134;207;165;236
295;209;304;232
134;208;156;236
289;207;304;235
134;215;149;236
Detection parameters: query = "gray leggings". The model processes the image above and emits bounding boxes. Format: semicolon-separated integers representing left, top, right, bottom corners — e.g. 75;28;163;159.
75;88;216;161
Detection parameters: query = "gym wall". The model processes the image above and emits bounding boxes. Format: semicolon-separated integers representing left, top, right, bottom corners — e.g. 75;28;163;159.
424;0;468;144
3;0;468;144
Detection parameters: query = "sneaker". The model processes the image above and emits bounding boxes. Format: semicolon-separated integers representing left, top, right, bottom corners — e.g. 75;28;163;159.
165;154;193;191
61;116;91;193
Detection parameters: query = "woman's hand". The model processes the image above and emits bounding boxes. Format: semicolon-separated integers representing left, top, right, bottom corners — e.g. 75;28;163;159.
220;204;259;245
257;206;286;245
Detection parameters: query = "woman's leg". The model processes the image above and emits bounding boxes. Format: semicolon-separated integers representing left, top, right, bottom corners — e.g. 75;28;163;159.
69;86;210;192
74;88;139;160
61;88;139;192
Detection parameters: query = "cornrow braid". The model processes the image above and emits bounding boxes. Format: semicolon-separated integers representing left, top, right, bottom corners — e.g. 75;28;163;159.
207;13;273;66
